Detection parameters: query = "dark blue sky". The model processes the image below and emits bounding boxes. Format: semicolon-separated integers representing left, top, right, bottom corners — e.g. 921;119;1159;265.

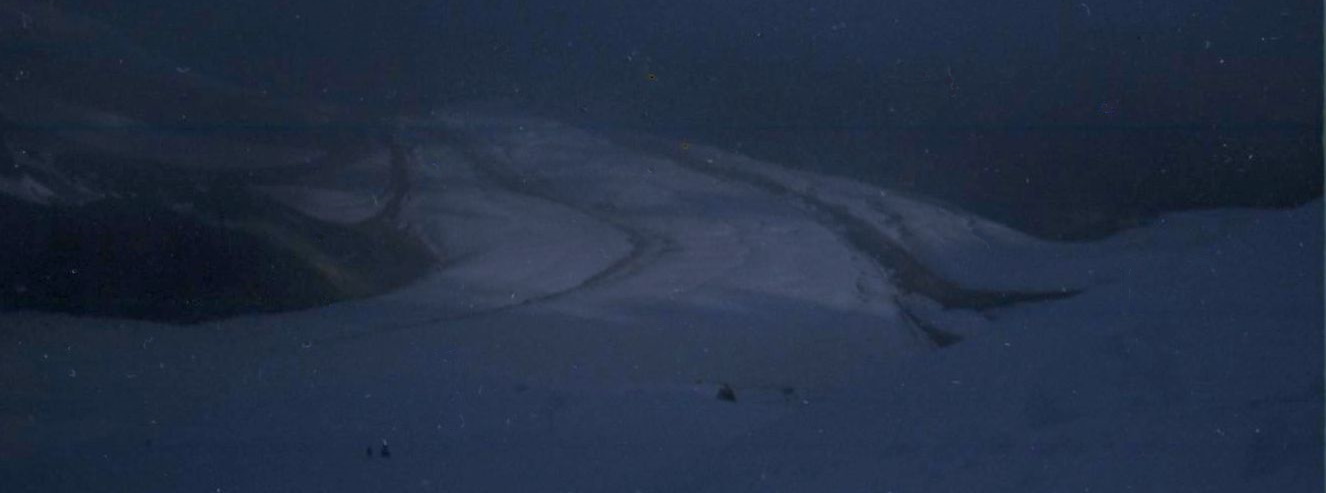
73;0;1320;122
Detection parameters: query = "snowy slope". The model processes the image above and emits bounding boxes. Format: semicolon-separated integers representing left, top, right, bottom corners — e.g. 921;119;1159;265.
1;111;1319;492
664;203;1324;492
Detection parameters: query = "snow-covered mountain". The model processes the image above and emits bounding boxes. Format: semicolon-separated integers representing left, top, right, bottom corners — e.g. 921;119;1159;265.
1;110;1319;492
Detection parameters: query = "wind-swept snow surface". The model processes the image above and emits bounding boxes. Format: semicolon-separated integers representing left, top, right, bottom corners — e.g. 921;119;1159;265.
1;111;1320;492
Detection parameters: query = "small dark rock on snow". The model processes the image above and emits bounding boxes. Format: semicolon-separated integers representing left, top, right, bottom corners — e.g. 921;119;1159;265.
717;383;737;402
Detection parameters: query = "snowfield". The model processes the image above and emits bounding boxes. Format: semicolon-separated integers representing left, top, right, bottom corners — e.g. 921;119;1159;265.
1;110;1320;492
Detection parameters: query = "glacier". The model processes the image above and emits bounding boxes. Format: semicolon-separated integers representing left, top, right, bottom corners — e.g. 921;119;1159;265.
0;109;1319;492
